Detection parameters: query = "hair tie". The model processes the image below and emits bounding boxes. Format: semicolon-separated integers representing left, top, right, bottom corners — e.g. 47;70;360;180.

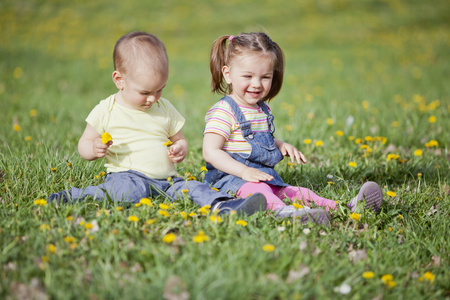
229;35;234;42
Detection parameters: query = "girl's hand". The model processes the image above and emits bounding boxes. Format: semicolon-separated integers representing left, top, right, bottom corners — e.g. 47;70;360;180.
168;143;186;163
277;140;307;164
241;167;274;182
93;138;112;158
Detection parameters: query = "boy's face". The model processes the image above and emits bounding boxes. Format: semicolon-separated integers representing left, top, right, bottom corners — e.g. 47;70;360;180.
113;65;168;112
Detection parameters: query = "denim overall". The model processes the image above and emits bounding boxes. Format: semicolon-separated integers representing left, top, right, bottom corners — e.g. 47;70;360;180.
205;96;287;194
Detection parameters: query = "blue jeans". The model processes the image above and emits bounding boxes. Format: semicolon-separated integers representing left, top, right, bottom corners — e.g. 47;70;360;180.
68;170;232;207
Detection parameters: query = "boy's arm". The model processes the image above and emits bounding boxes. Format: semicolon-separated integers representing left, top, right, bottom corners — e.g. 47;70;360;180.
78;123;112;161
203;132;274;182
274;139;307;164
168;130;188;163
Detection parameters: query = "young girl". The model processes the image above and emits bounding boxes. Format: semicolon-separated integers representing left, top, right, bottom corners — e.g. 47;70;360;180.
202;32;383;224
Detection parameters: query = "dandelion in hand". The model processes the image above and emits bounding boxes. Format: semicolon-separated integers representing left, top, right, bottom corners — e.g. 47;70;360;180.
164;140;173;147
101;132;112;144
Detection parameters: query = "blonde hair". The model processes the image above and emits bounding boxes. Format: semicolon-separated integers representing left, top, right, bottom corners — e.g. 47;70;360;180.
210;32;284;102
113;31;168;76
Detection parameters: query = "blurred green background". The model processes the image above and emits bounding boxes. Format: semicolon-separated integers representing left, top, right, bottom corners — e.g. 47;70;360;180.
1;0;449;178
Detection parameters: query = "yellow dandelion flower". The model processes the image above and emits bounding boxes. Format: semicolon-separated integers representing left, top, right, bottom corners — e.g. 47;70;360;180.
365;136;373;142
159;203;170;210
13;124;21;132
327;118;333;125
39;224;50;231
362;101;369;110
284;125;293;131
348;162;357;168
348;136;355;141
29;109;38;117
46;244;56;254
336;130;344;136
139;198;153;206
262;244;275;252
211;187;219;192
13;67;23;79
112;229;119;234
116;206;123;211
198;205;211;215
25;136;32;142
84;222;94;230
293;203;303;209
388;227;393;232
386;154;400;161
350;213;360;221
147;218;157;224
362;271;375;279
236;220;248;226
355;138;363;144
66;216;73;221
167;177;173;182
101;132;112;144
210;215;222;224
181;189;189;193
158;210;170;217
34;199;47;206
386;191;396;197
381;274;393;284
128;215;139;222
315;140;323;147
180;211;188;220
414;149;423;156
417;173;422;178
386;280;396;288
428;116;436;123
162;233;176;244
164;140;173;147
201;166;208;172
193;231;209;243
426;140;439;147
64;236;76;243
423;271;435;282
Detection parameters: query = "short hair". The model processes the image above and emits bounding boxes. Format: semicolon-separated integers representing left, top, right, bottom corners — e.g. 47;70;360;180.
113;31;168;76
210;32;284;102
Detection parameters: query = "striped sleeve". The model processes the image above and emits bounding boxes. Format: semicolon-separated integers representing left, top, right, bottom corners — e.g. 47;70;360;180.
204;101;236;140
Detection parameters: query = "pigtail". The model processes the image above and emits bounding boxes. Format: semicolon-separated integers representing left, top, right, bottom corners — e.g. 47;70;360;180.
210;35;231;95
264;41;285;101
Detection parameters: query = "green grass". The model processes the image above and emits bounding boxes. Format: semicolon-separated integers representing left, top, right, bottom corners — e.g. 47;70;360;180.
1;0;449;299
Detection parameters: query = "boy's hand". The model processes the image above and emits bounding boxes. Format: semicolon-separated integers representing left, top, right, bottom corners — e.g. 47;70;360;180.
241;167;274;182
277;141;307;164
93;138;112;158
168;143;186;163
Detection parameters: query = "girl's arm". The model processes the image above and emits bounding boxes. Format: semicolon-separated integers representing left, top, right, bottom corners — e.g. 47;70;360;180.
168;130;188;163
78;123;112;161
274;139;307;164
203;132;274;182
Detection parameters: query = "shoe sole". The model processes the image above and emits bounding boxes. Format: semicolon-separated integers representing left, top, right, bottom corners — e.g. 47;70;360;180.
293;209;331;226
233;193;267;215
357;181;383;213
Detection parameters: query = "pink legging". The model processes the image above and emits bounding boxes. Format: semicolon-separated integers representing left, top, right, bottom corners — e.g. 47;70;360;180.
236;182;337;211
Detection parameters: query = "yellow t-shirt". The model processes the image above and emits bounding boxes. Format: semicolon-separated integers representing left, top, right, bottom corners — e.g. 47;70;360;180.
86;95;185;179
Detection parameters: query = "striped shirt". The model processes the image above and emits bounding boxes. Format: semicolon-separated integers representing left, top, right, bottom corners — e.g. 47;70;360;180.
204;100;271;154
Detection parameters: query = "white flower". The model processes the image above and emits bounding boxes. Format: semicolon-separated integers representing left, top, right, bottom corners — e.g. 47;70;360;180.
303;228;311;235
277;226;286;232
338;283;351;295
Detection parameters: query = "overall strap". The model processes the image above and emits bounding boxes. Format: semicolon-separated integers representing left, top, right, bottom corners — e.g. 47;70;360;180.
258;101;276;135
221;96;254;140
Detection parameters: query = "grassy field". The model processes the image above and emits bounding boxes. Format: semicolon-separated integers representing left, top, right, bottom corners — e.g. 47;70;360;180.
1;0;449;299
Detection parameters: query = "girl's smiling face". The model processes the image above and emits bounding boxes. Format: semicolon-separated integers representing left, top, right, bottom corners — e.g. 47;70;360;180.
222;52;274;108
